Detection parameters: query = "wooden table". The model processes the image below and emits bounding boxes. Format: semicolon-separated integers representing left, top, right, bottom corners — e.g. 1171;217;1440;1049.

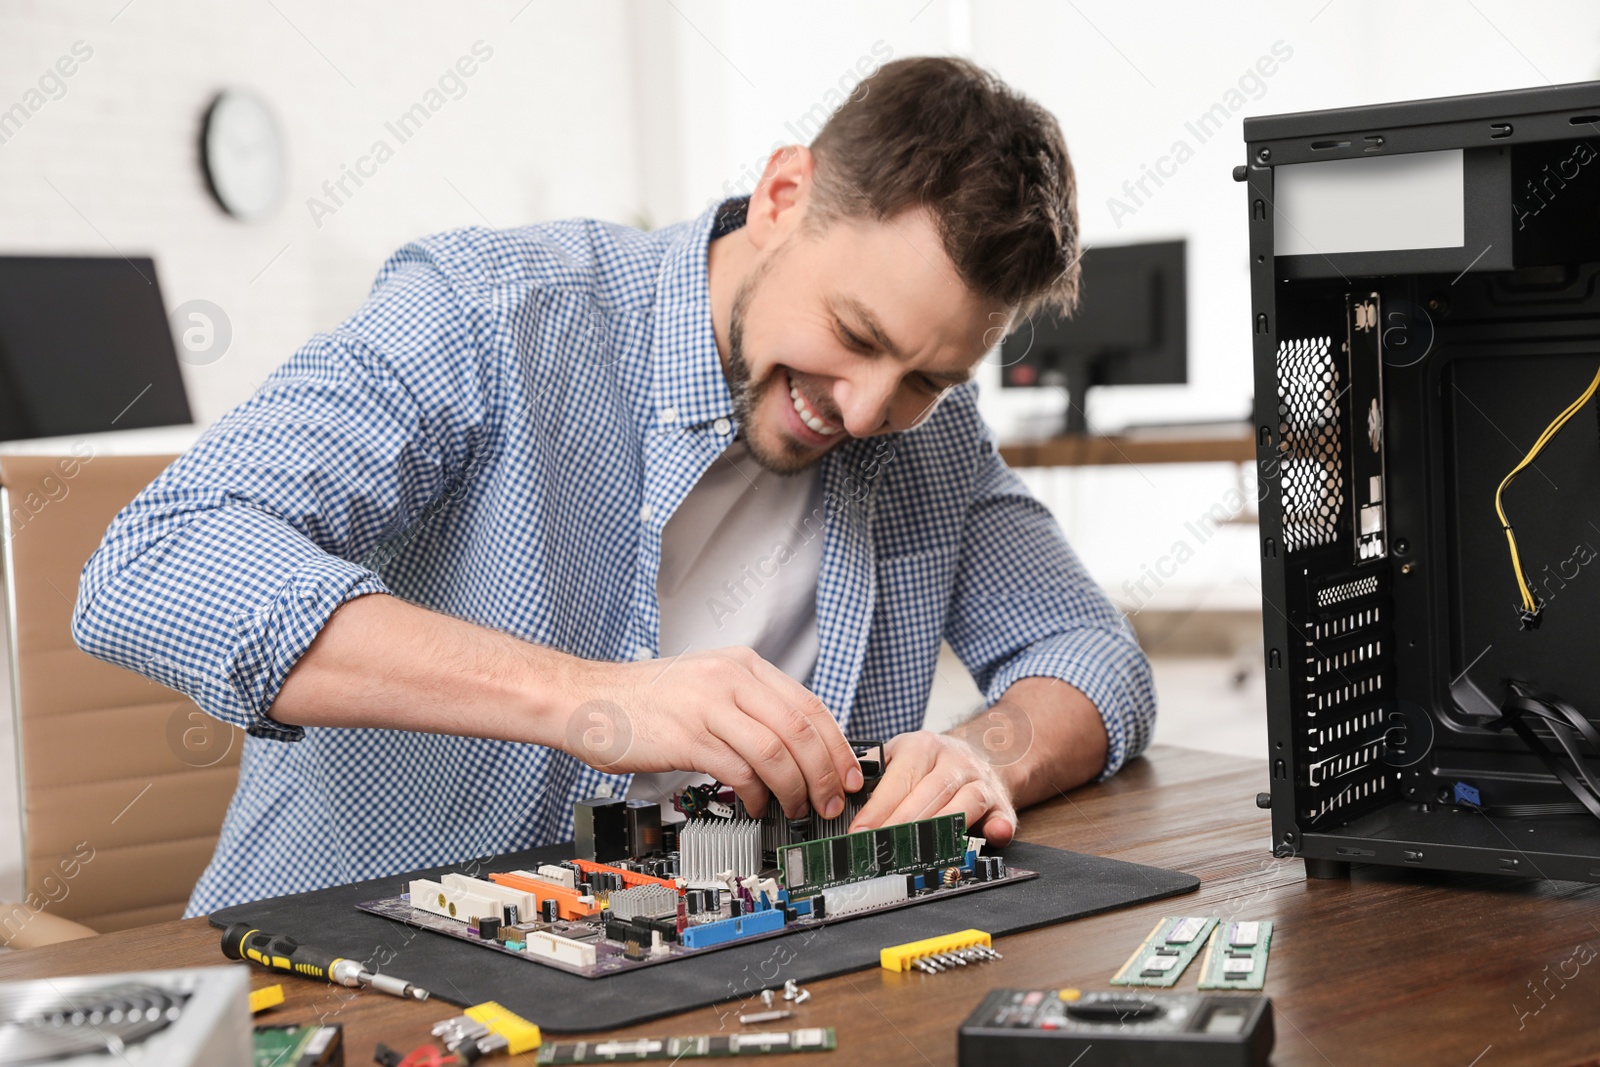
998;429;1256;468
3;746;1596;1066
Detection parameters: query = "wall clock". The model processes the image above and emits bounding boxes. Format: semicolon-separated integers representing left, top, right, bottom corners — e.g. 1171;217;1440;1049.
200;90;285;221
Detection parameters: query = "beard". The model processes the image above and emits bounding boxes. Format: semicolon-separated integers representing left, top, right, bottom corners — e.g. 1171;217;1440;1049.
724;251;830;476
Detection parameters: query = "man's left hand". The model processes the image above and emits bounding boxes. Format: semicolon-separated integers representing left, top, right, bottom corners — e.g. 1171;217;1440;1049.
842;677;1111;847
847;730;1019;845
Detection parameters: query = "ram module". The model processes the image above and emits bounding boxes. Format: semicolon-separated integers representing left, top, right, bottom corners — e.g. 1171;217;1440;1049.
1197;919;1273;990
777;813;967;900
1109;916;1218;987
536;1027;836;1062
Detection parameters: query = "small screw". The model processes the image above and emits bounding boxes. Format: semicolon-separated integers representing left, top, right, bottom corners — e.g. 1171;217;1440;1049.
1257;147;1271;163
795;989;810;1005
761;989;774;1009
1401;562;1415;575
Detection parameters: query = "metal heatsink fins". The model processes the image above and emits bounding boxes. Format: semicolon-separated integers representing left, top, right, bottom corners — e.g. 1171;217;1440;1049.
678;819;762;884
607;885;679;922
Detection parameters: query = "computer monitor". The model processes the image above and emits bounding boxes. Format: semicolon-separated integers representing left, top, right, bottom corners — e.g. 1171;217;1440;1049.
0;255;192;442
998;239;1187;435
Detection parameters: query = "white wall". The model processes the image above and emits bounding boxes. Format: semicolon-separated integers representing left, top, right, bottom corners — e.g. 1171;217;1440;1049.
622;0;960;228
0;0;644;428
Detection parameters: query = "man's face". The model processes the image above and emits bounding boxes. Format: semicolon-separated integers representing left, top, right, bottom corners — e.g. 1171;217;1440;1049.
725;207;1010;474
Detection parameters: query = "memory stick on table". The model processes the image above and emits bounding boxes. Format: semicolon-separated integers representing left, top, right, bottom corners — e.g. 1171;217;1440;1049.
1198;919;1274;990
1109;916;1218;987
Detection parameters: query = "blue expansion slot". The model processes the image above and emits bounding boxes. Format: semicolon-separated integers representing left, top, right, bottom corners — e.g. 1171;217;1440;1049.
679;907;785;949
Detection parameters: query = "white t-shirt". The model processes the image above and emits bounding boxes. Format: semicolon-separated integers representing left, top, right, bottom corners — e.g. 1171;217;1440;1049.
627;439;826;806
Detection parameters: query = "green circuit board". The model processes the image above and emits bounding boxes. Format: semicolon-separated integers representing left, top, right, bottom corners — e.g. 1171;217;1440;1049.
776;814;967;900
1197;920;1273;990
1109;916;1219;988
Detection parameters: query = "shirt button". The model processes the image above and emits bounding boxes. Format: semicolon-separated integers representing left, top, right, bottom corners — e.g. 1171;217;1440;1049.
660;406;679;423
713;417;732;436
633;646;654;661
639;503;654;522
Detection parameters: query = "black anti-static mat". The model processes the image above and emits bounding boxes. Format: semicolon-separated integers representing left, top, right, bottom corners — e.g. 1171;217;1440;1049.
209;840;1197;1032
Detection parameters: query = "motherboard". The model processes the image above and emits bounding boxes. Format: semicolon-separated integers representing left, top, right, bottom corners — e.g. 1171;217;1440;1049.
357;741;1036;978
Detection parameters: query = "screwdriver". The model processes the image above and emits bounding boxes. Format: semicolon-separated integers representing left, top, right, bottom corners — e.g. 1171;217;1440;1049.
221;922;432;1001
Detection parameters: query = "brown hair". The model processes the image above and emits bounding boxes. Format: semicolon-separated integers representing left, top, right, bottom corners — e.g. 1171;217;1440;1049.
805;55;1080;322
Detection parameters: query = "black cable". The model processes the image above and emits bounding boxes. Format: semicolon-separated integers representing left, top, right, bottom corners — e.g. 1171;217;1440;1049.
1478;684;1600;825
1507;699;1600;802
1486;684;1600;823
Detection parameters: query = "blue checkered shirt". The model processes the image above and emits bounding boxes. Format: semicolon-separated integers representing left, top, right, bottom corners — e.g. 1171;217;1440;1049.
73;199;1155;915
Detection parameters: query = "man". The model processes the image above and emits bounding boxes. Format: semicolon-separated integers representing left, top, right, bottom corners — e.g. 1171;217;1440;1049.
73;56;1154;915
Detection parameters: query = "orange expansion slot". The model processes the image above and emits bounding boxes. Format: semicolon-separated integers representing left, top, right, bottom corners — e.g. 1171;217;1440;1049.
571;859;682;892
488;871;600;921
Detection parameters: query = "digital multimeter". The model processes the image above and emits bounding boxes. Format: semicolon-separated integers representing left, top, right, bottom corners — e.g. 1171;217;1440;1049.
957;988;1274;1067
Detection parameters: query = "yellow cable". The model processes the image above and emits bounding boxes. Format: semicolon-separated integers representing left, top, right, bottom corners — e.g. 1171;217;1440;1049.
1495;365;1600;620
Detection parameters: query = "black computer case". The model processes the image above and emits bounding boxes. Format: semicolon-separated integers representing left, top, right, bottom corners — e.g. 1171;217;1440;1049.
1244;82;1600;881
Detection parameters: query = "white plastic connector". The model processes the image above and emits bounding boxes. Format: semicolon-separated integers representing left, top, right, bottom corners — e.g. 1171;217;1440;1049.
411;878;499;924
820;874;908;917
440;873;537;918
534;864;578;889
523;930;598;968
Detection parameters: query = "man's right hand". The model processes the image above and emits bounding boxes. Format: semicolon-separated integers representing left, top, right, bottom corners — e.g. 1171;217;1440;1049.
270;598;859;819
558;646;863;821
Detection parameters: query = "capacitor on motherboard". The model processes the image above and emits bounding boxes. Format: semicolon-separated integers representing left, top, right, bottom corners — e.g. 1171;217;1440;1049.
540;898;559;924
503;904;520;926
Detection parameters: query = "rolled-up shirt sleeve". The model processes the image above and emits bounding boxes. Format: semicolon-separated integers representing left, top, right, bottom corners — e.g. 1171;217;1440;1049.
72;244;495;740
943;427;1157;781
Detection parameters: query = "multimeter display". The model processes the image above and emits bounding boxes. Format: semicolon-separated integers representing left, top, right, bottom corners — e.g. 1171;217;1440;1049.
958;989;1273;1067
